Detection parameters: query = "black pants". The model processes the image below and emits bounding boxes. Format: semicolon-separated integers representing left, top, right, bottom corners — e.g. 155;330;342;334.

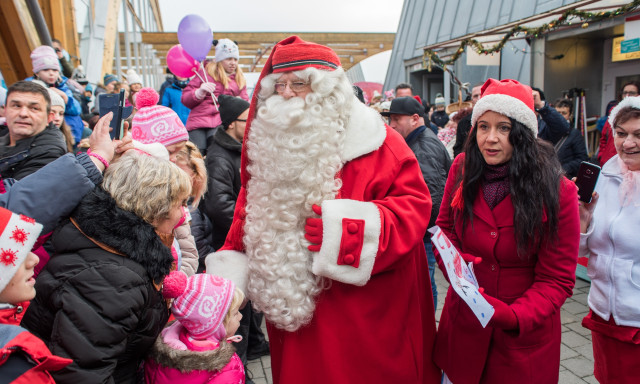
188;128;216;156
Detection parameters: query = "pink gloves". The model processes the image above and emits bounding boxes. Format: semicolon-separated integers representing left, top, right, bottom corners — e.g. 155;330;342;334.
304;204;323;252
195;82;216;100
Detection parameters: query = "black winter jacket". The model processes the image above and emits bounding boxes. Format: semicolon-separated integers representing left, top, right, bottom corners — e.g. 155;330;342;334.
555;128;589;179
0;124;66;180
21;188;173;384
406;126;452;237
203;127;242;249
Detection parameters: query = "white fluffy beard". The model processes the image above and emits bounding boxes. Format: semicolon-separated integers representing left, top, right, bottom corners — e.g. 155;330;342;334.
243;93;345;331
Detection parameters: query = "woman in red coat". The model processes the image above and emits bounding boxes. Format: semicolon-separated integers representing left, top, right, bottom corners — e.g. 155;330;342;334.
434;78;580;384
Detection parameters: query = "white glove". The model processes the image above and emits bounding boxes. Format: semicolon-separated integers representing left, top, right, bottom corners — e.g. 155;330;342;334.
195;82;217;100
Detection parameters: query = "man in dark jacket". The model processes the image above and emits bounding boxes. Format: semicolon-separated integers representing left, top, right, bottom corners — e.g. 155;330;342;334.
533;88;587;178
203;94;268;383
0;81;66;180
383;96;451;309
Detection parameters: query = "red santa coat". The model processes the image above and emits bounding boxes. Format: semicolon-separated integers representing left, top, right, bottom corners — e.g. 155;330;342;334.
209;102;440;384
434;154;580;384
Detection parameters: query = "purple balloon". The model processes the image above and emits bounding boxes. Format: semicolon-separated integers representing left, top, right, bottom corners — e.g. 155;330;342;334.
177;14;213;61
166;45;199;78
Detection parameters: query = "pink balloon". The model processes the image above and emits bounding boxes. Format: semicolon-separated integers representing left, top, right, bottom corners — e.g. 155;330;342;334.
166;45;199;78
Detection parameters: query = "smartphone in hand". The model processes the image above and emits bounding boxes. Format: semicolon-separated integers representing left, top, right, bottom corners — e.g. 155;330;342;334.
575;161;601;203
98;89;132;139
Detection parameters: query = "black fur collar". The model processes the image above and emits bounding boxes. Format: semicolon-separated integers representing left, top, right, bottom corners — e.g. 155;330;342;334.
150;331;236;372
70;187;173;282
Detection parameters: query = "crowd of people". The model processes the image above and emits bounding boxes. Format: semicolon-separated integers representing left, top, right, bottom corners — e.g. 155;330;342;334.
0;34;638;384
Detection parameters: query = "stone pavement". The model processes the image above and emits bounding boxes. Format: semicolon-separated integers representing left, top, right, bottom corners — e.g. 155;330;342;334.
249;267;596;384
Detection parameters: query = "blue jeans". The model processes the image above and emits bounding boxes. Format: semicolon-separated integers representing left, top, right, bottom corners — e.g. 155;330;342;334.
425;242;437;311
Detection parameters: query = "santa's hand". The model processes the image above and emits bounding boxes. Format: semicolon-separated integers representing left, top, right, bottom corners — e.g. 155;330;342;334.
479;288;518;330
460;252;482;265
195;82;217;100
305;204;323;252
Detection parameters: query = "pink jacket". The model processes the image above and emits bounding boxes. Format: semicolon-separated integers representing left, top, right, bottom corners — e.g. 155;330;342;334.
181;65;249;131
144;322;245;384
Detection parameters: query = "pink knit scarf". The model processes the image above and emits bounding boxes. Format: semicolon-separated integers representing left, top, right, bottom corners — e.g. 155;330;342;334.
617;157;640;207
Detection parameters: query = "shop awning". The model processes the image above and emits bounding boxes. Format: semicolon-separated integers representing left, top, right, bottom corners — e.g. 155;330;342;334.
424;0;638;59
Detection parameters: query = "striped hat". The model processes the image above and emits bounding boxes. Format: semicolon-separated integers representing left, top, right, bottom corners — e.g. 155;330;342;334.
167;272;236;341
131;87;189;146
0;207;42;293
471;78;538;137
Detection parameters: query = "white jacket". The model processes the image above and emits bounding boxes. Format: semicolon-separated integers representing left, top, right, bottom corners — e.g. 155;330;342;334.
580;155;640;327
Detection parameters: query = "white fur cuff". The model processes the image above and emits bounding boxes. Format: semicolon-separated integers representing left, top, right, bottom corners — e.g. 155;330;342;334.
312;199;381;286
205;250;248;294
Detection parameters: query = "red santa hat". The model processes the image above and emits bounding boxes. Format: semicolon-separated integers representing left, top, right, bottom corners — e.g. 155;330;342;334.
240;36;342;186
471;78;538;137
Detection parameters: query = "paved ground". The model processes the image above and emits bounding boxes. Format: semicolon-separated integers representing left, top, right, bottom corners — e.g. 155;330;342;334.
248;267;596;383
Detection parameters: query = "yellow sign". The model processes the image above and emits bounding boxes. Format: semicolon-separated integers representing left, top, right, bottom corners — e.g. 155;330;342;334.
612;36;640;62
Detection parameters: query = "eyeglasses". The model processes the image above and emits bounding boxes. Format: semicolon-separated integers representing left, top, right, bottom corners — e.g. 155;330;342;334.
235;119;247;122
274;81;309;93
622;91;638;96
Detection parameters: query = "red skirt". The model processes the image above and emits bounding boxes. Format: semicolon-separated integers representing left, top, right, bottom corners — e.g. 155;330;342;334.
582;311;640;384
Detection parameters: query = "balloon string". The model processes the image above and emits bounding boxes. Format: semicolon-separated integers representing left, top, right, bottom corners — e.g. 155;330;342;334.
199;61;218;110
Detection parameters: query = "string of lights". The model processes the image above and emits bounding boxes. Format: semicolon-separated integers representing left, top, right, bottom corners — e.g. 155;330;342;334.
422;0;640;71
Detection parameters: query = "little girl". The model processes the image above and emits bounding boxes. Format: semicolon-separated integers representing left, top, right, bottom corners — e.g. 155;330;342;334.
181;39;249;155
145;272;245;383
27;45;84;146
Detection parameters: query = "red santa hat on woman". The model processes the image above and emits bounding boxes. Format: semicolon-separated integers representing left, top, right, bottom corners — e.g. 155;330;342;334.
471;78;538;137
241;36;341;184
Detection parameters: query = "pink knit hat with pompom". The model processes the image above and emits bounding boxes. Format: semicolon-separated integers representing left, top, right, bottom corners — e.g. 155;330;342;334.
131;87;189;147
163;271;236;341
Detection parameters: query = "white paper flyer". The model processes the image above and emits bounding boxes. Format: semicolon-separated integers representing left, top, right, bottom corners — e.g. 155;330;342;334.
429;226;494;328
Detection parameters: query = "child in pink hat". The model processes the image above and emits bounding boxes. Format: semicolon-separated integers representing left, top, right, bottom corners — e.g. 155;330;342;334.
145;272;245;383
131;87;190;162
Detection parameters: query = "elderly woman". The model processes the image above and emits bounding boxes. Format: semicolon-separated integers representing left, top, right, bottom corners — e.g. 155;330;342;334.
579;96;640;384
22;152;191;383
434;79;580;384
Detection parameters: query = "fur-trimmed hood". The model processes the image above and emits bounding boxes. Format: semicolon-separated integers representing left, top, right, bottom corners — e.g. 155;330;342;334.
61;187;173;283
149;331;236;372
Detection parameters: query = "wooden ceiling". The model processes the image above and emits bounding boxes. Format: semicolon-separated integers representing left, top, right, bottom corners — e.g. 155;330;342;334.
131;32;395;72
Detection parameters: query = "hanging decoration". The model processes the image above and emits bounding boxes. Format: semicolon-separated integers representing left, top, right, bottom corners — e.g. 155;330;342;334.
423;0;640;70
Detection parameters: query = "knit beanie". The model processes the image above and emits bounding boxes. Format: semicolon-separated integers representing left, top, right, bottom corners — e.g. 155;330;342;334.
435;94;446;107
219;95;250;128
48;89;66;111
131;88;189;146
240;35;341;185
125;69;143;86
31;46;59;74
215;39;240;62
471;78;538;137
163;271;236;341
103;74;118;86
0;207;42;294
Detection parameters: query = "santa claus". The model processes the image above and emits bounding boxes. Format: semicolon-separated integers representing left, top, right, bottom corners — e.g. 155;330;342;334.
206;36;440;384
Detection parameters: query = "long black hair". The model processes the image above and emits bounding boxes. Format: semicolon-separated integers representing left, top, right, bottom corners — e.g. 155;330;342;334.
457;118;562;256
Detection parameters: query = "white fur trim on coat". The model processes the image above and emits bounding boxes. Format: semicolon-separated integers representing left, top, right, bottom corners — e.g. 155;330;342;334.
205;250;248;294
311;199;381;286
471;93;538;137
608;96;640;127
342;101;386;162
